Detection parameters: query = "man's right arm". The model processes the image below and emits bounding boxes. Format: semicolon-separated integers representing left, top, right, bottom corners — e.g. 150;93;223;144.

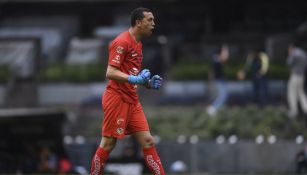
106;65;129;83
106;65;151;85
287;54;296;67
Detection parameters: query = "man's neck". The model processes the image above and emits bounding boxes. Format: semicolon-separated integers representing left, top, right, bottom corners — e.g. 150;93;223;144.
129;27;141;43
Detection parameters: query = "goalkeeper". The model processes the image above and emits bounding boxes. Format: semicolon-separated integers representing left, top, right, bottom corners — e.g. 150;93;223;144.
90;7;165;175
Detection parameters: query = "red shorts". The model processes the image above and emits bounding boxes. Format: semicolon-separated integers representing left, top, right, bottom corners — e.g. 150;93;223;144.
101;90;149;138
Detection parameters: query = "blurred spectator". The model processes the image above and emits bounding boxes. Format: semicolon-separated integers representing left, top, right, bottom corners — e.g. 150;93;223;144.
237;49;269;106
296;145;307;174
37;147;59;173
287;43;307;119
206;45;229;116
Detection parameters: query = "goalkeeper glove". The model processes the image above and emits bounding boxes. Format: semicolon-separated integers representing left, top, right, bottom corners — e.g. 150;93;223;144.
128;69;151;85
148;75;163;90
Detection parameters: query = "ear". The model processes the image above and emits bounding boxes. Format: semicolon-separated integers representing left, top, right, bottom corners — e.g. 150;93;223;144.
136;19;142;27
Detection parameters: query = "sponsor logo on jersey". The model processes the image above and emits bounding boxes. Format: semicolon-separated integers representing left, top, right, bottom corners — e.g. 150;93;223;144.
112;55;121;64
116;46;124;54
129;47;142;64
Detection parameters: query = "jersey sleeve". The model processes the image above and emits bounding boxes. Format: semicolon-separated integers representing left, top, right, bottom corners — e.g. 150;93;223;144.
108;39;128;68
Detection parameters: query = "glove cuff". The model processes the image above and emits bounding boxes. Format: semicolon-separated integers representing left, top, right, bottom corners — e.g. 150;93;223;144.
128;75;138;84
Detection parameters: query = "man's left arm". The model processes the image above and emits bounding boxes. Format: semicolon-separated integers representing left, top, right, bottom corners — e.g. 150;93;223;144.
146;75;163;90
144;75;163;90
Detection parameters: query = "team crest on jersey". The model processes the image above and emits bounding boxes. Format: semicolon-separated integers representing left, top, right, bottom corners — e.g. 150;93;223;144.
117;128;124;134
116;46;124;54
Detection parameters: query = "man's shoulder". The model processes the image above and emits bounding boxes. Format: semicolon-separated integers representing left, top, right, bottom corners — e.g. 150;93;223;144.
113;31;130;43
109;32;131;51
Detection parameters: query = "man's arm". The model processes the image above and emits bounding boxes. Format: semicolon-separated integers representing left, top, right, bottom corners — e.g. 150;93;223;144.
106;65;129;83
287;54;296;67
106;65;151;85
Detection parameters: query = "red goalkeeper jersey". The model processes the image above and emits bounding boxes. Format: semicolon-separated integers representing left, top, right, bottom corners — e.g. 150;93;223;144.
106;31;143;104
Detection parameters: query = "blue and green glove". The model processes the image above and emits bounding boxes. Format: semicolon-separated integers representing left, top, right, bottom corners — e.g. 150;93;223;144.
147;75;163;90
128;69;151;85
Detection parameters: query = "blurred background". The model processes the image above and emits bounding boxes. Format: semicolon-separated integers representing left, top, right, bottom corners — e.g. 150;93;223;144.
0;0;307;174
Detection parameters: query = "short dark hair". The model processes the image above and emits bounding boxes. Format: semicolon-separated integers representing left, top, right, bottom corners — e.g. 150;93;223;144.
130;7;151;27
